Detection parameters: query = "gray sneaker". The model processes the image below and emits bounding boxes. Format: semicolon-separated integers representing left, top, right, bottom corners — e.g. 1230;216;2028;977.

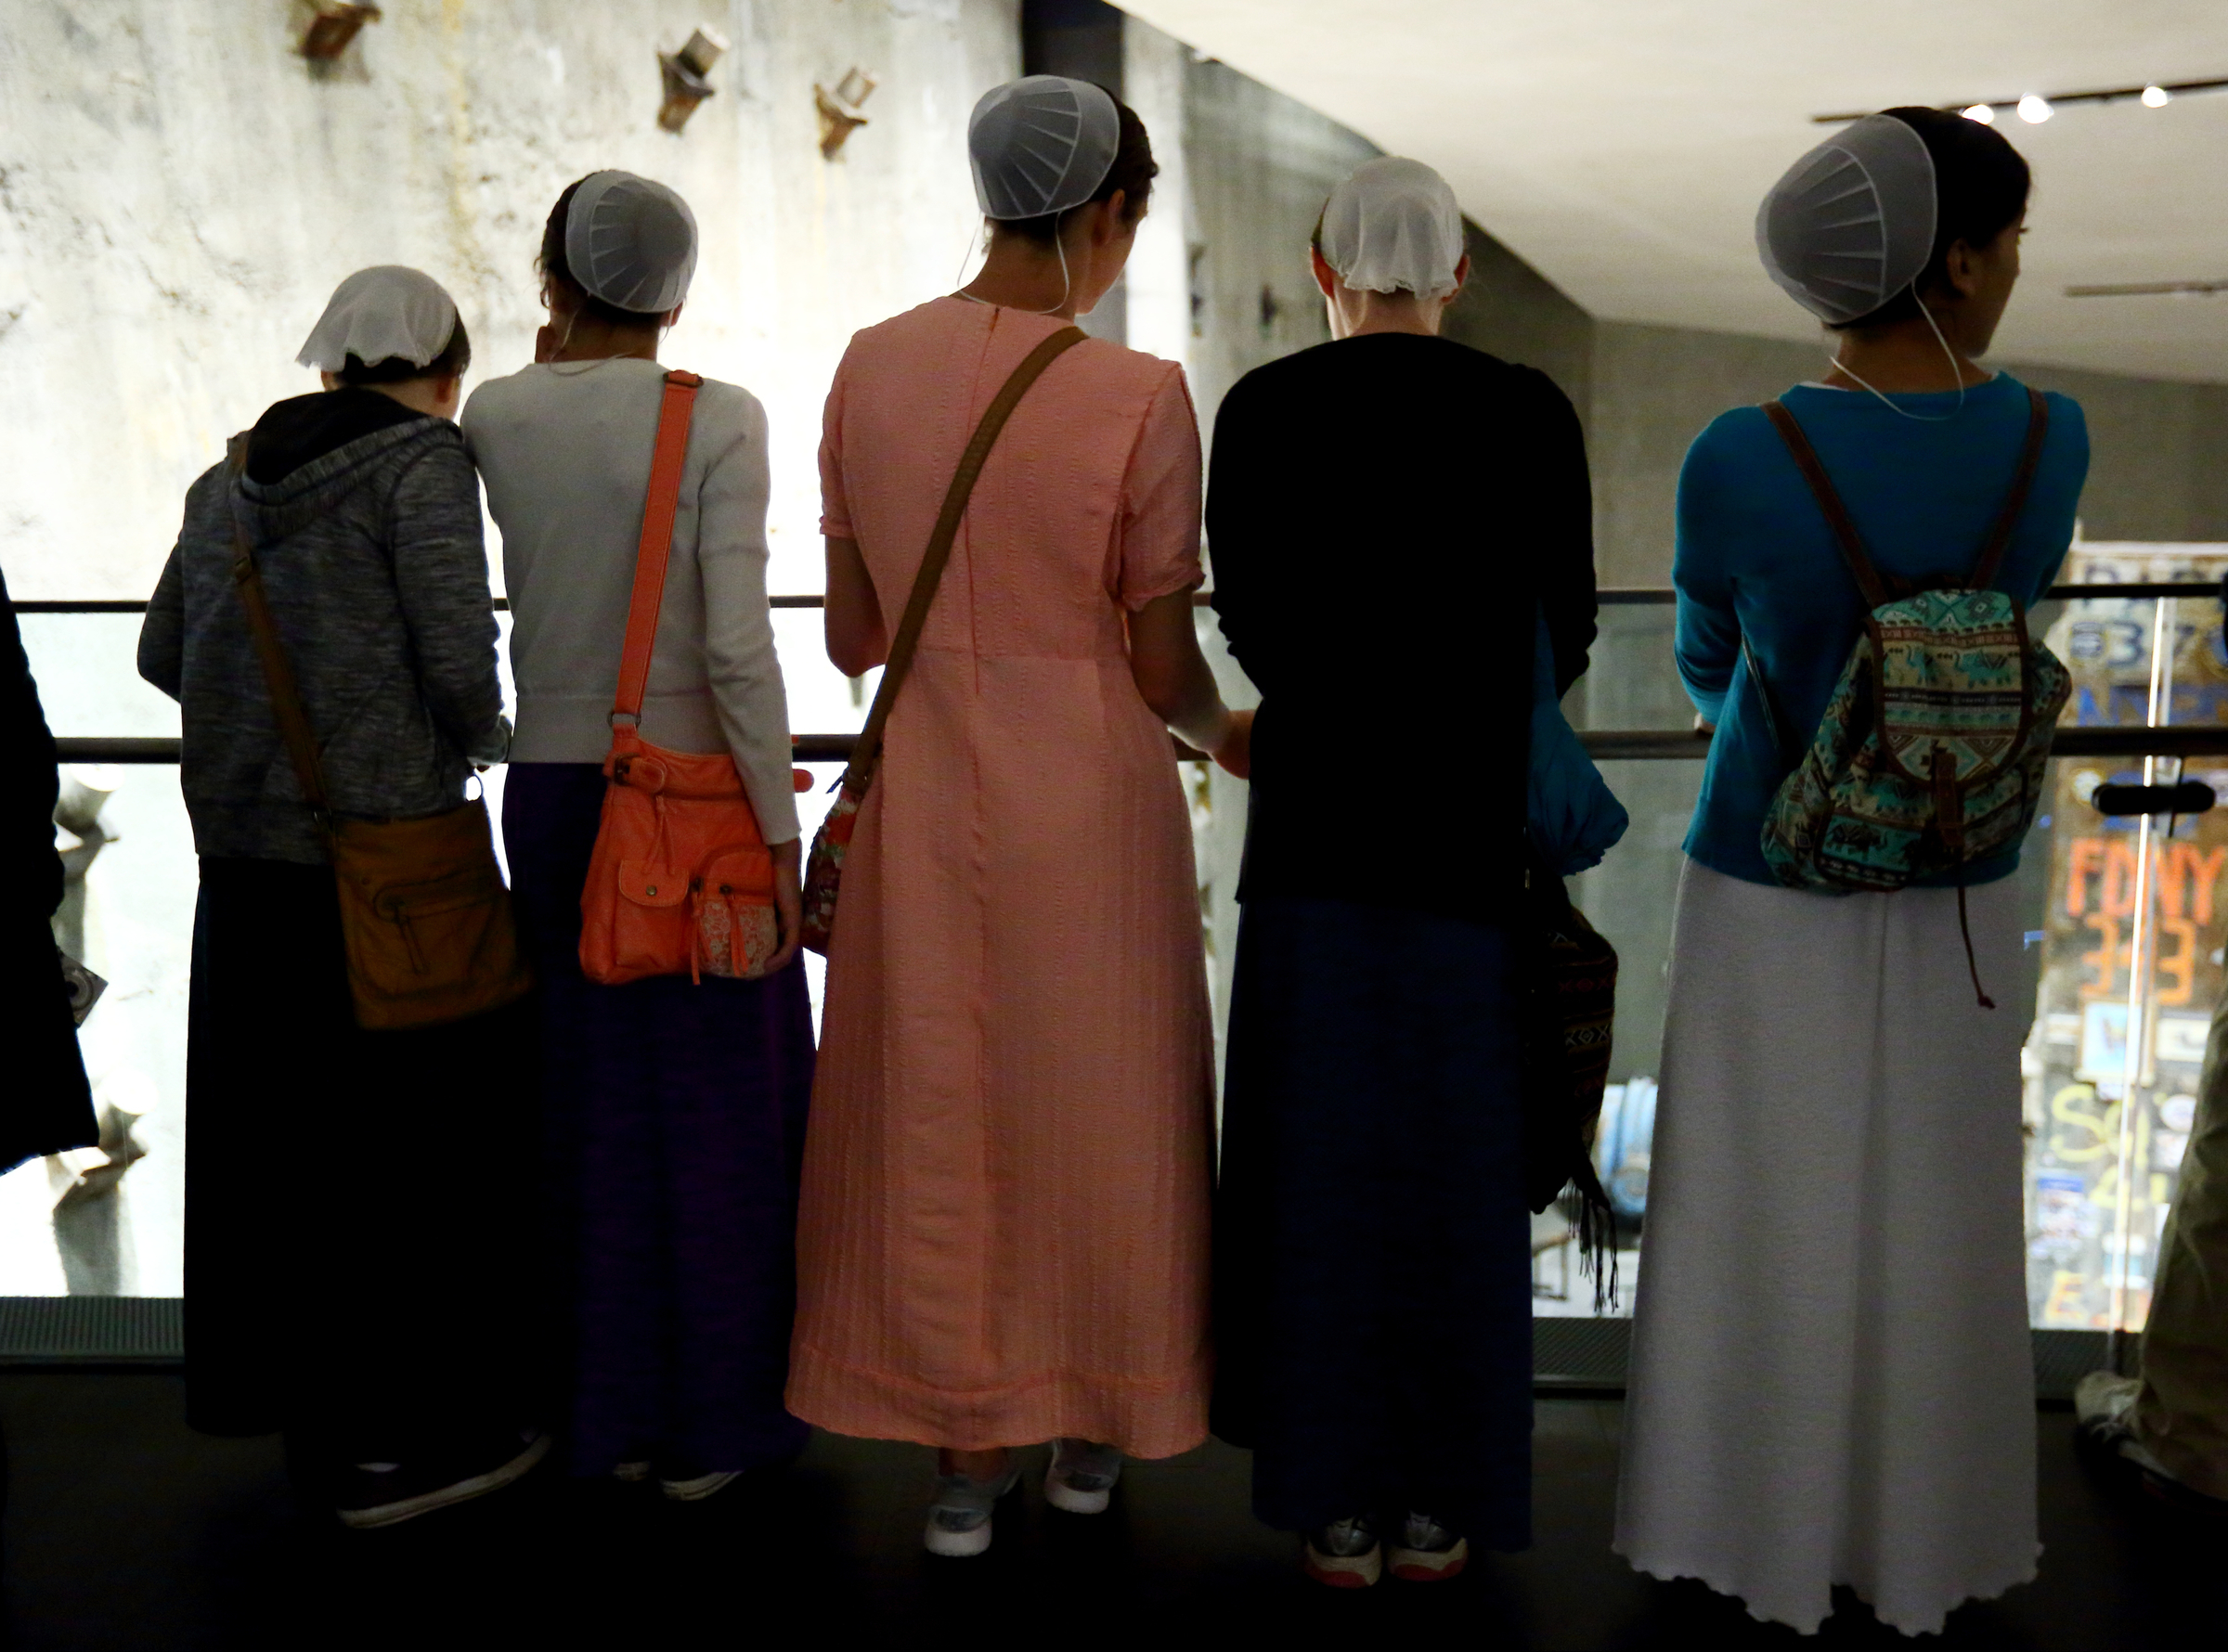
924;1460;1022;1557
2075;1371;2167;1472
1045;1438;1123;1514
2076;1371;2228;1515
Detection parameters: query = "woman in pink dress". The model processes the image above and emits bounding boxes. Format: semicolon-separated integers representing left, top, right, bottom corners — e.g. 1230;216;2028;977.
790;76;1251;1557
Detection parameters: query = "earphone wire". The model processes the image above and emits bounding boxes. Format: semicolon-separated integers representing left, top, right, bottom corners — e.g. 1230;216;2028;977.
1827;294;1971;424
954;209;1077;316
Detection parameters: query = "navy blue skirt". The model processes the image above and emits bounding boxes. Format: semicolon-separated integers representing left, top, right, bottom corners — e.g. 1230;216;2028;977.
1211;896;1533;1547
504;763;815;1476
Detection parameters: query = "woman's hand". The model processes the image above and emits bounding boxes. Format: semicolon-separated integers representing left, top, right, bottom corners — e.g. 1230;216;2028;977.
1212;708;1254;779
766;837;805;974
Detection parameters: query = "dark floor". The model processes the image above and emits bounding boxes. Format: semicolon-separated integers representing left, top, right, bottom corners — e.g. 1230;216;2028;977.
0;1376;2220;1649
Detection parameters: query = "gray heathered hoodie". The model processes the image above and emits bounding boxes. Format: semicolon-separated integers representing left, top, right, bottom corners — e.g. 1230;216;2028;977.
137;412;505;866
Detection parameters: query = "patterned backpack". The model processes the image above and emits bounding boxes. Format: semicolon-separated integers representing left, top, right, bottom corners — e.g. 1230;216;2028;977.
1748;388;2068;1005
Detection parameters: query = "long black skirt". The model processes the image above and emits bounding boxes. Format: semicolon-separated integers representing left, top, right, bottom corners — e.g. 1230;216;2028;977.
503;764;814;1477
185;856;539;1458
1211;895;1533;1547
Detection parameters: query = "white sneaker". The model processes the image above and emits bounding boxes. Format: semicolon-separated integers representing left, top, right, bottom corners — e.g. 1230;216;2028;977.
334;1431;551;1530
924;1460;1021;1557
1045;1439;1122;1514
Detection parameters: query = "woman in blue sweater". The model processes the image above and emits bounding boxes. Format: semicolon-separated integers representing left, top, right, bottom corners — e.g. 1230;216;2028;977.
1613;110;2088;1635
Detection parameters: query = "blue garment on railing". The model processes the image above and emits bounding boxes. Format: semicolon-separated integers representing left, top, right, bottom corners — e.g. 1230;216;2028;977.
1674;373;2088;888
1529;609;1628;876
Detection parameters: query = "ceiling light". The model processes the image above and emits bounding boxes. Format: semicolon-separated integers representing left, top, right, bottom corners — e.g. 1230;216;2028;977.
1817;76;2228;124
2066;278;2227;298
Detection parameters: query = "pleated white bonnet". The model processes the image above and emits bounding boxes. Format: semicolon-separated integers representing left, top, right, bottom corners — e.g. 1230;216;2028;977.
1756;112;1938;325
968;75;1120;220
1316;158;1466;299
564;171;699;315
295;266;460;373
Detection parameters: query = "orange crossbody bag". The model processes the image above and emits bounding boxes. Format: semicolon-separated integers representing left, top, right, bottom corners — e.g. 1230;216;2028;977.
578;369;784;986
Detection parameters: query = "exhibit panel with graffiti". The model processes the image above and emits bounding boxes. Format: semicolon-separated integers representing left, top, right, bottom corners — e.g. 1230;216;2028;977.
2027;543;2228;1330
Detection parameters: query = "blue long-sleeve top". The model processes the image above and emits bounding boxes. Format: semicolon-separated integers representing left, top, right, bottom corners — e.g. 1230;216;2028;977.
1676;372;2090;888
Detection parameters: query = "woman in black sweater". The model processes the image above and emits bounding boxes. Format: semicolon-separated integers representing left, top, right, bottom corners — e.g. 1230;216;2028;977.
1206;158;1597;1587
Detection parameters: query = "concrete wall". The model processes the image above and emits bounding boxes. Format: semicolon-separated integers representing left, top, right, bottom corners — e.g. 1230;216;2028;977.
1587;322;2228;594
0;0;1022;1294
2011;363;2228;547
0;0;1019;602
1440;221;1594;432
1159;36;1374;1084
1180;55;1371;444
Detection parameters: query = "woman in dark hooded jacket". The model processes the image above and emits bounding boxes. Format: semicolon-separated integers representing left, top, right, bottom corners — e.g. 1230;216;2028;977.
138;265;539;1529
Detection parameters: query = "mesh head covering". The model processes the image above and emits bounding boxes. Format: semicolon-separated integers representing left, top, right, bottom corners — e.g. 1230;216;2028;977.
968;76;1120;220
563;171;698;315
1317;157;1466;299
295;266;460;372
1756;113;1938;324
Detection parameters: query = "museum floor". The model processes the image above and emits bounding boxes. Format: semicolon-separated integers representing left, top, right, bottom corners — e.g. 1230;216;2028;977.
0;1376;2219;1649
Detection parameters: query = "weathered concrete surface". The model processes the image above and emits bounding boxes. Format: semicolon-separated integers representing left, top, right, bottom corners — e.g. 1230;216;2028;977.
0;0;1021;1297
0;0;1017;600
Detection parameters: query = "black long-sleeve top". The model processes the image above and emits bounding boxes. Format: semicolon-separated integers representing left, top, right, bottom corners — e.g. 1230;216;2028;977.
1206;332;1598;923
3;565;97;1166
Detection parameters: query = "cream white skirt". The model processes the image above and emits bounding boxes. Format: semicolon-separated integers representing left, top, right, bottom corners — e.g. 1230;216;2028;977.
1613;858;2037;1635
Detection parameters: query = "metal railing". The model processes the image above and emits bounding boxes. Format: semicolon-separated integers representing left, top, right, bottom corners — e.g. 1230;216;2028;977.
26;582;2228;765
13;581;2222;615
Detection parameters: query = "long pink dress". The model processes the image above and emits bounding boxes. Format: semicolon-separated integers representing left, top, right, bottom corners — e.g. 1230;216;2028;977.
788;297;1215;1458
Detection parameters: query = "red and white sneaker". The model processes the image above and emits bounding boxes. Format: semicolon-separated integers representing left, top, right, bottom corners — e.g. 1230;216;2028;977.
1388;1512;1468;1581
1302;1516;1381;1588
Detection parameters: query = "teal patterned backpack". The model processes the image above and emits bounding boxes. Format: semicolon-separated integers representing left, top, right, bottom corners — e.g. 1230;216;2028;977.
1747;390;2067;1004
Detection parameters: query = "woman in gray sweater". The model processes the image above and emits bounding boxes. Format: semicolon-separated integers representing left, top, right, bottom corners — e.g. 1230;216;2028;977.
138;266;544;1529
464;173;811;1504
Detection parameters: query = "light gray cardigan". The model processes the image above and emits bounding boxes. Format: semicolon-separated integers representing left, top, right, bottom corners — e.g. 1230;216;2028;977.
138;419;505;866
461;358;800;845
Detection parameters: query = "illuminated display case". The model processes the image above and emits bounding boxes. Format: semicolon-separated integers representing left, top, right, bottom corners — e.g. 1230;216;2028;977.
2027;544;2226;1332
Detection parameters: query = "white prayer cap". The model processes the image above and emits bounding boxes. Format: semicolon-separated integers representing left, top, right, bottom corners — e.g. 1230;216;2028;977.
1756;113;1938;325
564;171;698;315
1316;158;1466;300
295;266;460;373
969;75;1120;220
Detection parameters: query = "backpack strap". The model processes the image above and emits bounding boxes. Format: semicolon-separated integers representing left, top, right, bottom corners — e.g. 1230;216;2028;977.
611;369;705;729
1966;386;2050;593
1763;400;1892;611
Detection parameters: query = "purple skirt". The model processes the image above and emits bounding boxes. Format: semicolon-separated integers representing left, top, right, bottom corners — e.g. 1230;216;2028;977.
504;763;815;1475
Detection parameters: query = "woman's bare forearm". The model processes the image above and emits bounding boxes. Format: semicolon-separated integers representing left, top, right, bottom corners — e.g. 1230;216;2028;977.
1127;589;1240;759
824;536;887;675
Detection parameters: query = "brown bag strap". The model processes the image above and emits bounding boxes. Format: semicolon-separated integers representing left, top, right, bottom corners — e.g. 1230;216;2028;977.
1763;400;1892;611
226;441;332;820
1967;386;2050;593
842;324;1088;787
612;370;705;726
